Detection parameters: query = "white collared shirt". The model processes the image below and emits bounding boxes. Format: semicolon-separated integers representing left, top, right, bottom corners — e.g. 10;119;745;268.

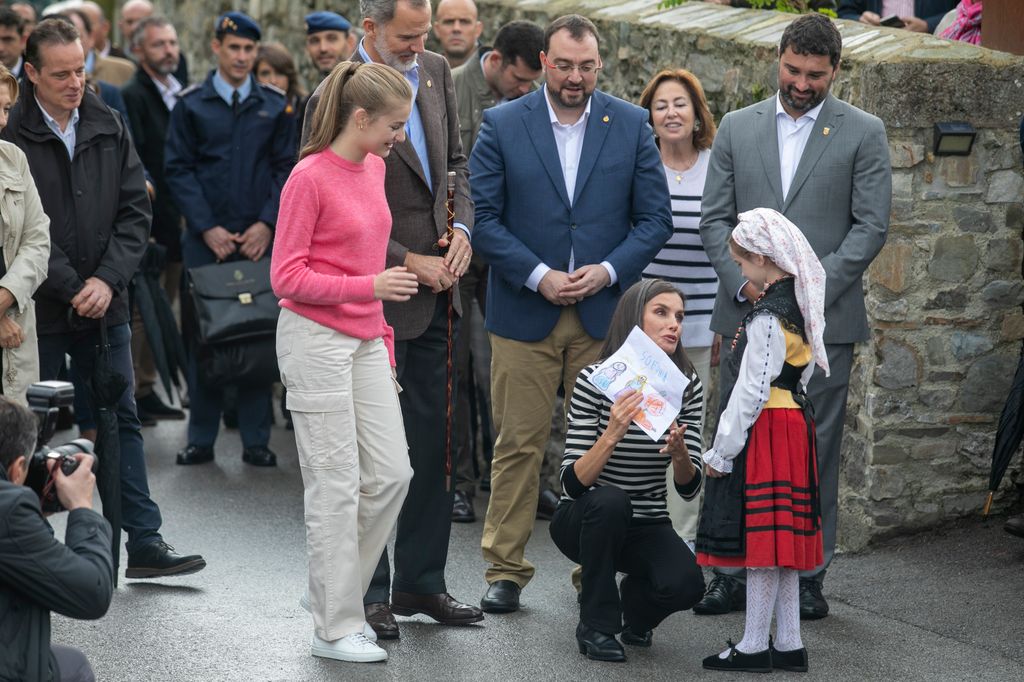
36;97;79;160
775;93;825;201
153;73;183;111
524;90;616;292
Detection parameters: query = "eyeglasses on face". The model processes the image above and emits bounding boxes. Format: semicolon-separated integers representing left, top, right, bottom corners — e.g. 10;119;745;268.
541;54;602;76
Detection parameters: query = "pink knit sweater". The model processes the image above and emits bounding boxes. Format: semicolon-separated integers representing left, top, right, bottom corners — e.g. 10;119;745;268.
271;149;396;364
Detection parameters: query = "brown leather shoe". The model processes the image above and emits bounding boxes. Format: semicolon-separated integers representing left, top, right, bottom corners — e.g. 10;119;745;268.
391;591;485;625
364;602;400;640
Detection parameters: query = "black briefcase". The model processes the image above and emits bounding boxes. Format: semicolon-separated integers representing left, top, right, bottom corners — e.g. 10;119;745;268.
187;258;279;345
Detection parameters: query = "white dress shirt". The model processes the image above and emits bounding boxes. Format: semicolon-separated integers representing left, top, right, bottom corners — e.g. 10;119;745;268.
776;92;825;201
153;74;183;111
525;90;617;293
36;97;79;160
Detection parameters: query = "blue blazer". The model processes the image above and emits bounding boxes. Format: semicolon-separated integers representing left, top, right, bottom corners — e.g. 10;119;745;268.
470;89;672;342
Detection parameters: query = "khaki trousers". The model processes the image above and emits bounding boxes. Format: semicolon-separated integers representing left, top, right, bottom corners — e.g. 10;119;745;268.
482;307;602;587
277;309;413;640
665;344;711;543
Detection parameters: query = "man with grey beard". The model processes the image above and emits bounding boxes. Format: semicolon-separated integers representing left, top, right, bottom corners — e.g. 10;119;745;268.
301;0;482;641
120;15;187;421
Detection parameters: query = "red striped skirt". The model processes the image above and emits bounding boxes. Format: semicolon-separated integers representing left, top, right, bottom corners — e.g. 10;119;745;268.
697;407;823;570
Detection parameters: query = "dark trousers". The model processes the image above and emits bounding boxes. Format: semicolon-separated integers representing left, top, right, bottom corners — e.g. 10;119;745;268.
38;324;163;554
454;258;491;496
715;341;854;585
366;295;456;601
52;644;94;682
185;352;272;448
549;486;705;634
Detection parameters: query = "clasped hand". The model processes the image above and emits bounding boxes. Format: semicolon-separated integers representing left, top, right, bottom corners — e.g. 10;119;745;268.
203;222;272;262
538;264;610;306
405;230;472;294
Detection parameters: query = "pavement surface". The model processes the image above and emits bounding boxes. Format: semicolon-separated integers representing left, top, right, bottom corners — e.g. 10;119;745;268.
48;415;1024;681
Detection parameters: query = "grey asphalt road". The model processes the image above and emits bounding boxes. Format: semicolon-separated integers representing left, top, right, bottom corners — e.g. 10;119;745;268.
48;417;1024;681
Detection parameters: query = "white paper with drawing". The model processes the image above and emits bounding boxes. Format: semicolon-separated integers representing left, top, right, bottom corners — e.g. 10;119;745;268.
588;326;689;441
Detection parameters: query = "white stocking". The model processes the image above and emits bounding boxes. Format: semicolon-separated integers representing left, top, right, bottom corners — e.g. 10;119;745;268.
774;568;803;652
720;567;779;658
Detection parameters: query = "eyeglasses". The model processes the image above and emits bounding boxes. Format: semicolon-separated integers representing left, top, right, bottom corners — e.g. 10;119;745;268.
542;54;602;76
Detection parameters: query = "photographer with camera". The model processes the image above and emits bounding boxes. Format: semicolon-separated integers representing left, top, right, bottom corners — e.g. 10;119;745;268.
0;396;112;682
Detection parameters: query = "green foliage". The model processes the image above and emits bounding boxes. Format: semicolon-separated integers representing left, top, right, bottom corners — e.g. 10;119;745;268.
658;0;837;17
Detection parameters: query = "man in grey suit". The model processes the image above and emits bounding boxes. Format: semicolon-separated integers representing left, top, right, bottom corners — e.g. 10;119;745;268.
301;0;483;640
696;13;890;620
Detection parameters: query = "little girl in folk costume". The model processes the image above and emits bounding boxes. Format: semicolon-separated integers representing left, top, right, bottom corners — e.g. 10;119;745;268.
696;208;828;674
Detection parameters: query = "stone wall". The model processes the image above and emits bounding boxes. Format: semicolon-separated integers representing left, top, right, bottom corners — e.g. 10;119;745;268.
165;0;1024;550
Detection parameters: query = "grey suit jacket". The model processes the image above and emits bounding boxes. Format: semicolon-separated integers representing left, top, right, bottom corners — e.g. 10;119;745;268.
699;94;891;345
302;50;473;341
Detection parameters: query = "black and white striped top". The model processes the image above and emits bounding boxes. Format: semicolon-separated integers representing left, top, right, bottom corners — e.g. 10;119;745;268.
642;150;718;348
559;363;704;522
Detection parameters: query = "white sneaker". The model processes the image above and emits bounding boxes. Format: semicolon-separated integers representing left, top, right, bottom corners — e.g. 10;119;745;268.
311;632;387;662
299;592;378;642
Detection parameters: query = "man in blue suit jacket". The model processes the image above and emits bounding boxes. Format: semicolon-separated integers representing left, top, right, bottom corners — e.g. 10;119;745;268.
470;14;672;615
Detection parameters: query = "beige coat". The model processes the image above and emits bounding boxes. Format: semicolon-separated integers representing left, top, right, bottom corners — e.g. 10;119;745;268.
93;55;136;87
0;141;50;404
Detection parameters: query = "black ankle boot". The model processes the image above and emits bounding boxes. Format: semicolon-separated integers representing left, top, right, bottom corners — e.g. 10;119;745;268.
575;622;626;662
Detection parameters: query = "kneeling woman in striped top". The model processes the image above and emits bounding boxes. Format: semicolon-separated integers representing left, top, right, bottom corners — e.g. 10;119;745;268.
549;279;706;663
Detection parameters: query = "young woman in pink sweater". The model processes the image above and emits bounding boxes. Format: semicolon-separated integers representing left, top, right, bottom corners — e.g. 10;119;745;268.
271;62;418;664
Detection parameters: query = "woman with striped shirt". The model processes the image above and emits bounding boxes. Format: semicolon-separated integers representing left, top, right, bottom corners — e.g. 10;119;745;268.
549;280;706;663
640;68;721;546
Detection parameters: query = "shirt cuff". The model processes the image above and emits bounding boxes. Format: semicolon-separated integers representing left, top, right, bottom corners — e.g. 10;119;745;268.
454;223;470;241
702;449;733;475
674;468;702;500
600;261;617;287
525;263;551;292
736;280;749;303
560;463;588;499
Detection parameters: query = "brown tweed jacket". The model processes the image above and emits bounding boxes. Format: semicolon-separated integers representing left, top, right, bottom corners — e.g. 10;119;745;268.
301;50;473;341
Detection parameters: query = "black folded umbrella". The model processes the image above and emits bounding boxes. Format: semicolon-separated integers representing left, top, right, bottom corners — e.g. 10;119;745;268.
984;340;1024;517
132;243;187;399
91;317;129;586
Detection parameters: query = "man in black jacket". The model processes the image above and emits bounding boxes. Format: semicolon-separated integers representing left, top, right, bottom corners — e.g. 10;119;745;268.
0;18;205;579
121;14;186;421
0;397;111;682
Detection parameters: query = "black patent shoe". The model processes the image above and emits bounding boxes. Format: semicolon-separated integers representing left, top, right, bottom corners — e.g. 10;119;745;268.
702;641;771;673
693;574;745;615
770;641;809;672
799;578;829;620
452;490;476;523
176;445;214;465
126;541;206;579
536;488;559;520
620;624;652;647
480;579;520;613
242;446;277;467
575;622;626;662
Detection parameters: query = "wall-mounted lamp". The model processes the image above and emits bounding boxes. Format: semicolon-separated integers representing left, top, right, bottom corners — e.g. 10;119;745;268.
933;121;977;156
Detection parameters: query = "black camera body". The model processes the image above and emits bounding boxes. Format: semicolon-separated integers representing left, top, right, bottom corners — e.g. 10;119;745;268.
24;381;98;513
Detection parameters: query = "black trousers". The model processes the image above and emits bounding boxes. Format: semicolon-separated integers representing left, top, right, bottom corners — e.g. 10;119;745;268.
52;645;94;682
367;296;457;601
550;486;705;634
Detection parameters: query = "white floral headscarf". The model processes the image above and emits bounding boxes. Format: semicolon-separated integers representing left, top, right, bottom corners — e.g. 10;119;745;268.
732;208;830;377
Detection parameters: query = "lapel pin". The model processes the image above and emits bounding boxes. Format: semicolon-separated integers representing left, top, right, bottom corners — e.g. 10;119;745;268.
426;79;432;88
823;127;830;136
602;115;609;123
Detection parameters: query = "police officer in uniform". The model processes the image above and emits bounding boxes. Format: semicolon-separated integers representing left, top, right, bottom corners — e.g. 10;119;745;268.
165;12;295;467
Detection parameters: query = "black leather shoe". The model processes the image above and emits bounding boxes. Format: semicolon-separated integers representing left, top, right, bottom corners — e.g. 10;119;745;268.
693;575;745;615
575;622;626;662
452;490;476;523
137;393;185;420
176;445;214;465
364;602;399;640
620;625;652;647
770;641;809;672
703;641;771;673
480;580;521;613
242;446;277;467
136;409;158;426
799;578;829;620
536;488;559;521
126;541;206;579
1005;514;1024;538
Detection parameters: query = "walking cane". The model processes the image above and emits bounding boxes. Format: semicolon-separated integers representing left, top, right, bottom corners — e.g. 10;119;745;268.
444;171;457;492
